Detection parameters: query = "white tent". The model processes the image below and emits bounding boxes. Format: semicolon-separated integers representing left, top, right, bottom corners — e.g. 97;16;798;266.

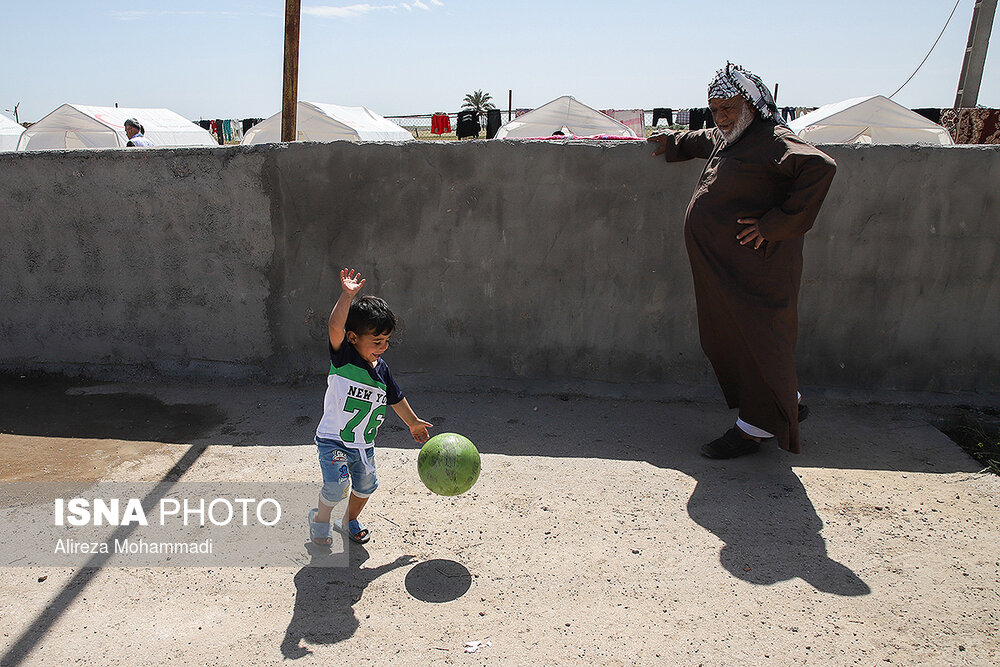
493;96;637;139
16;104;217;150
788;95;954;145
1;114;24;152
242;101;414;144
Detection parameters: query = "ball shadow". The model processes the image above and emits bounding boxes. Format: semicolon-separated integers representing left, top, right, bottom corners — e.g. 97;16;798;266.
404;559;472;603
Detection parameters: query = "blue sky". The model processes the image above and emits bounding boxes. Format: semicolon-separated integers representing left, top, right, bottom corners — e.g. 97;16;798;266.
2;0;997;123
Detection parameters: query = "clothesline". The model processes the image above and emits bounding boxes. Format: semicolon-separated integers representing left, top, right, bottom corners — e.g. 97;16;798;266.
196;118;264;145
647;106;817;129
398;107;817;119
390;107;822;138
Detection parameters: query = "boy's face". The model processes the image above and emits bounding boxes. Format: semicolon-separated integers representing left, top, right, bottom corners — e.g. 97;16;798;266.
347;329;391;366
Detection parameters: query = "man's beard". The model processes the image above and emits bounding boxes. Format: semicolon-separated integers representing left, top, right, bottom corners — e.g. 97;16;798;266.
720;104;755;143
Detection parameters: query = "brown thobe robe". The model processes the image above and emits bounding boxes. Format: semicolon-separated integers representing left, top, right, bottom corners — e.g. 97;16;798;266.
658;117;837;453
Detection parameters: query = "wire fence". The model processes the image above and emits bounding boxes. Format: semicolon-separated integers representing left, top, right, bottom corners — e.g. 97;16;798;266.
383;113;457;139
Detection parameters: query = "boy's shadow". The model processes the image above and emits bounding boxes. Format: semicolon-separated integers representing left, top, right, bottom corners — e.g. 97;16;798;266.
664;442;871;596
280;543;415;659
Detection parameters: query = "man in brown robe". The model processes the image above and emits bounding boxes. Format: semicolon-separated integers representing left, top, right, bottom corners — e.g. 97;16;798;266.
649;63;837;458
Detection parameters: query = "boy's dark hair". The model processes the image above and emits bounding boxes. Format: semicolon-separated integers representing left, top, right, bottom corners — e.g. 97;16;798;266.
346;295;396;336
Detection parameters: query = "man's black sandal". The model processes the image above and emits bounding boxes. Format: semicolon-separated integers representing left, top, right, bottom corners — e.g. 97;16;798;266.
701;428;760;459
701;407;809;459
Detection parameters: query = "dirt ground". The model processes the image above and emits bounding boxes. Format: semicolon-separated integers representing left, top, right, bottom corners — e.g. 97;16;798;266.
1;375;998;666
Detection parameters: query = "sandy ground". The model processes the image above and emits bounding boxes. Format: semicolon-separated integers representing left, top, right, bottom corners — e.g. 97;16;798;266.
0;376;998;666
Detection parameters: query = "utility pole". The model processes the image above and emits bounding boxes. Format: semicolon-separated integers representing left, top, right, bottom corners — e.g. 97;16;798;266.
955;0;997;108
281;0;301;142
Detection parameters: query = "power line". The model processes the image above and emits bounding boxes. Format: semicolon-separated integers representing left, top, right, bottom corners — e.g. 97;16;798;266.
889;0;964;99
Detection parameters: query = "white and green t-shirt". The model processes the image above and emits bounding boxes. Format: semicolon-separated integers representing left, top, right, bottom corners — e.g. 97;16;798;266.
316;336;404;448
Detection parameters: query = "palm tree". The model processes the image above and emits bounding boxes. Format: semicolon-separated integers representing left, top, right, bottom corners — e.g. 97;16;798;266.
461;90;496;123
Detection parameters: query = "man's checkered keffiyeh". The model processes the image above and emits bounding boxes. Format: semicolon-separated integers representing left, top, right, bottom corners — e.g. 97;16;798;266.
708;62;787;127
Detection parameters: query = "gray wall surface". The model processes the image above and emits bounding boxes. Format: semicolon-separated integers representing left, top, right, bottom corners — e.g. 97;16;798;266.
1;140;998;393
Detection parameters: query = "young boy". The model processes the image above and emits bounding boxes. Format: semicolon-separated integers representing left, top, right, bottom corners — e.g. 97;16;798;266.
309;268;432;545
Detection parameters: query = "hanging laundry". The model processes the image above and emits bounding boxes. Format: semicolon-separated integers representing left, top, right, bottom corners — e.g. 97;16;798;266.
485;109;502;139
431;113;451;135
455;110;480;139
689;108;706;130
652;108;673;126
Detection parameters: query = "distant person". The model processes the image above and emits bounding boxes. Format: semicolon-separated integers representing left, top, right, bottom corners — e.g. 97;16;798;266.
123;118;152;147
648;62;837;459
308;268;432;546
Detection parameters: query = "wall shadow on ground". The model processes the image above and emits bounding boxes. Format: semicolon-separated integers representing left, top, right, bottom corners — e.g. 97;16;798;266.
0;374;225;443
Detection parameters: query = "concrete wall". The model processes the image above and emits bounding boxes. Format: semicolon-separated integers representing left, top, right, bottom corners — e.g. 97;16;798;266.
1;140;998;393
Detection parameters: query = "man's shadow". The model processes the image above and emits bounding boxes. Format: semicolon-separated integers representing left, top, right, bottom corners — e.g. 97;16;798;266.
665;441;870;595
482;397;871;596
280;543;415;659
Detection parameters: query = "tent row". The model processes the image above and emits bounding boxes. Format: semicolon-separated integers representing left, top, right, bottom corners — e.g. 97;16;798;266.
6;102;415;151
238;95;953;144
3;94;956;152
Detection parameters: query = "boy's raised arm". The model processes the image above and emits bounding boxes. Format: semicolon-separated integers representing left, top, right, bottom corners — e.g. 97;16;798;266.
329;268;366;352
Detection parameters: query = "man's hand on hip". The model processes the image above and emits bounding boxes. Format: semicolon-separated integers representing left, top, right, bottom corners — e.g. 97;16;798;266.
737;217;766;250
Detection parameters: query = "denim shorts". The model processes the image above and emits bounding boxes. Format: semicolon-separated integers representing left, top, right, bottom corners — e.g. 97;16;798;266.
316;436;379;502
